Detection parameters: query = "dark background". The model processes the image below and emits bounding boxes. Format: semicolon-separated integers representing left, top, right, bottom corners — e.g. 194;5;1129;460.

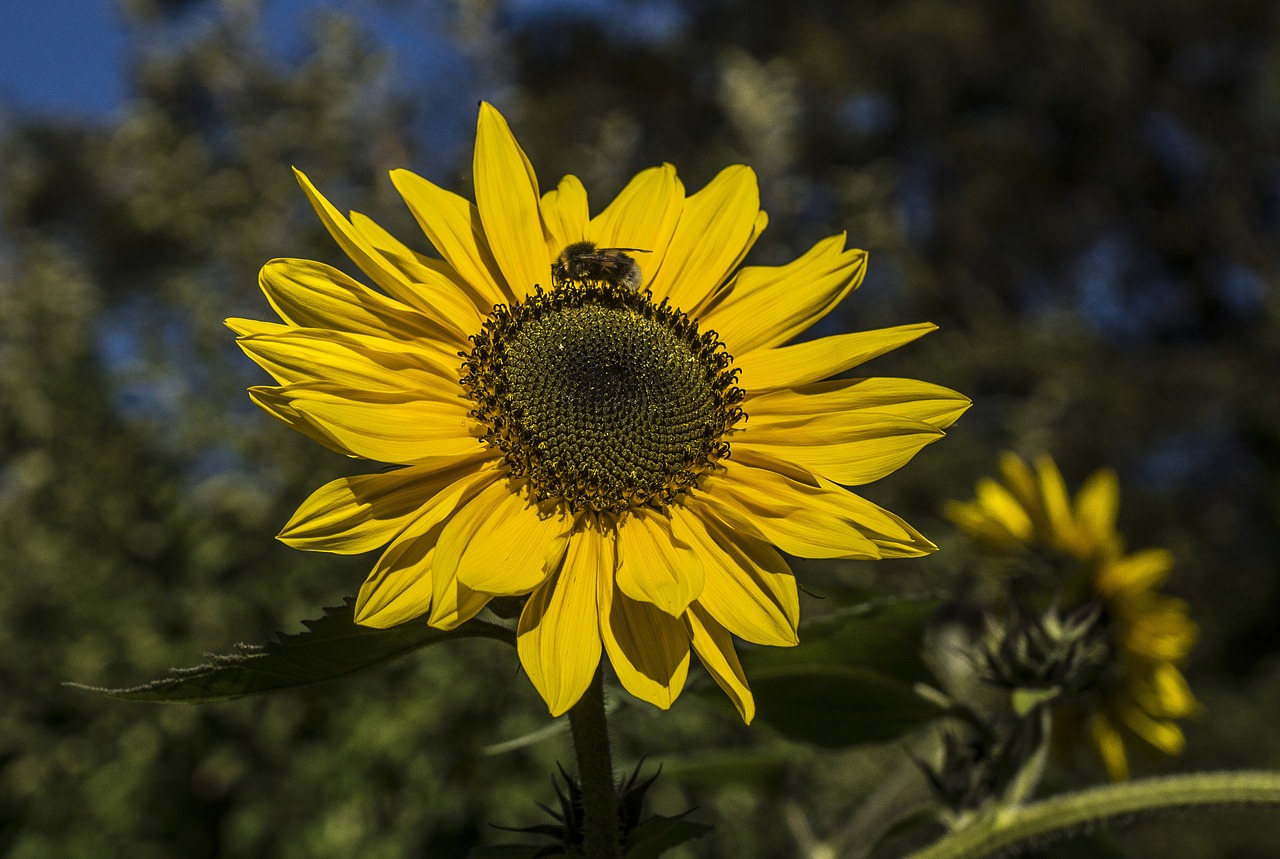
2;0;1278;855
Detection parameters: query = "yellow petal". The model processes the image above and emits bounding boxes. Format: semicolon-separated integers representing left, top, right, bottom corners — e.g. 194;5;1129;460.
1035;455;1077;551
691;457;881;560
257;259;452;345
587;164;683;291
1126;662;1198;719
975;478;1035;540
600;566;691;710
235;327;459;392
1075;467;1120;552
517;525;607;716
998;452;1046;534
1117;700;1186;756
440;479;571;597
346;210;488;336
279;454;492;553
748;377;971;431
944;497;1029;552
276;384;480;464
736;410;944;486
293;168;442;313
354;516;441;628
541;174;590;257
686;604;755;723
354;463;499;627
247;386;350;457
674;506;798;646
390;167;510;306
647;164;761;309
615;508;704;616
700;234;865;353
735;323;937;391
1096;548;1174;596
811;478;937;558
474;103;551;299
1088;712;1131;781
1122;596;1198;661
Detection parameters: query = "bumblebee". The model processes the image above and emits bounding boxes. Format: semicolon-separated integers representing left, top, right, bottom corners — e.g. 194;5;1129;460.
552;241;647;291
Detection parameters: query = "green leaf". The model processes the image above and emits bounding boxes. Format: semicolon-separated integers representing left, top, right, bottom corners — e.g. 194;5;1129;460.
749;664;943;748
659;748;793;788
67;599;515;703
746;594;943;684
625;812;711;859
741;595;945;748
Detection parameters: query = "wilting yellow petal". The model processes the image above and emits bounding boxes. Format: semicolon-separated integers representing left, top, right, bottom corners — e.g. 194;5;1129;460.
517;524;608;716
735;323;937;391
1126;662;1198;719
1122;595;1198;661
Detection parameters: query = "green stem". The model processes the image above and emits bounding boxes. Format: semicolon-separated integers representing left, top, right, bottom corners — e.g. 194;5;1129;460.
568;667;622;859
907;771;1280;859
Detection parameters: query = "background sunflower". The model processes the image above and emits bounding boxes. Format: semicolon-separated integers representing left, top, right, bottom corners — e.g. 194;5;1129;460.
947;452;1199;780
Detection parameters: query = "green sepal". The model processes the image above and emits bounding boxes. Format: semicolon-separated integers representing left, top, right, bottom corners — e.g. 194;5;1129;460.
66;598;514;703
741;595;945;748
1011;686;1061;717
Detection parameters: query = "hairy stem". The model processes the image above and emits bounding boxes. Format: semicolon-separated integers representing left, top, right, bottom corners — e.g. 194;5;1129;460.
907;770;1280;859
568;667;622;859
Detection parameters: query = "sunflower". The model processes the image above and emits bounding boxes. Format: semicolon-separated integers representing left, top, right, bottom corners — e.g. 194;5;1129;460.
229;103;968;719
946;452;1198;779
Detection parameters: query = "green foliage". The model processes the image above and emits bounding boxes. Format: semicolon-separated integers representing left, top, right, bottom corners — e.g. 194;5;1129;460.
743;597;945;748
68;600;514;703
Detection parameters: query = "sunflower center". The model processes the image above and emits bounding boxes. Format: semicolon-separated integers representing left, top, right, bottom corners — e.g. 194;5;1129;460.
461;280;745;513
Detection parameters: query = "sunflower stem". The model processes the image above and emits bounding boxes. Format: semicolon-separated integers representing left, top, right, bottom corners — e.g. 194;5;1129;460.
906;770;1280;859
569;667;622;859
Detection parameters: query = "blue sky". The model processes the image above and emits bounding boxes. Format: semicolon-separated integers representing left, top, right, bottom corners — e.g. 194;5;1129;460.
0;0;131;116
0;0;462;119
